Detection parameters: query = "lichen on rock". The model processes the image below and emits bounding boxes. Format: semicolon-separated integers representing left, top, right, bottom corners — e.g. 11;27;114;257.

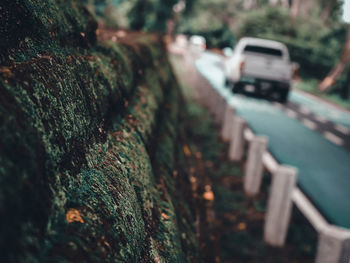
0;0;200;262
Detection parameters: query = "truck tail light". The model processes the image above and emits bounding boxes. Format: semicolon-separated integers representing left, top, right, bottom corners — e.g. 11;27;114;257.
239;60;245;73
292;62;300;79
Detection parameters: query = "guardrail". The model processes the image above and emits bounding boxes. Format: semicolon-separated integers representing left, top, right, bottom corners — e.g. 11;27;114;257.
197;77;350;263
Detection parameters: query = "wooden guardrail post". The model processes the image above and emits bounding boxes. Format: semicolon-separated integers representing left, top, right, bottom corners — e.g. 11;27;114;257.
221;105;235;141
264;165;298;246
244;136;267;196
228;116;246;161
316;226;350;263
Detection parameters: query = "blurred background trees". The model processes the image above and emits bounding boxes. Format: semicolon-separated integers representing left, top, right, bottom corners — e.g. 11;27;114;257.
83;0;196;32
82;0;349;101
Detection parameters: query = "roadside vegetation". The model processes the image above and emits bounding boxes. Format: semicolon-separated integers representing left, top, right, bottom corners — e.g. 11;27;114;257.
296;78;350;110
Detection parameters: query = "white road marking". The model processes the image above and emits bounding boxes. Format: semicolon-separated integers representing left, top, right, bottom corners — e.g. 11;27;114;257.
334;124;350;135
299;105;311;115
323;132;344;146
301;118;317;130
314;115;328;123
285;109;297;119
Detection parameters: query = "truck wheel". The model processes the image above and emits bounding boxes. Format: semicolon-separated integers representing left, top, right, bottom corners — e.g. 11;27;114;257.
224;78;230;88
232;83;242;93
279;91;289;103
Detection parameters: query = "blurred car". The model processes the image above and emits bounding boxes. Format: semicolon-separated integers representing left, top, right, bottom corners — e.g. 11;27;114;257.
224;37;293;103
189;35;206;53
222;47;234;57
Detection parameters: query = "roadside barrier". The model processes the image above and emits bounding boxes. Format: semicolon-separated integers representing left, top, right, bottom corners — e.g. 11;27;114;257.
198;79;350;263
244;135;267;196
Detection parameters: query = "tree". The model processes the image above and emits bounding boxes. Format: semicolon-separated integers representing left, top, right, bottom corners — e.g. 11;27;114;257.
243;0;258;9
269;0;289;8
319;26;350;92
152;0;179;32
128;0;152;30
127;0;198;33
321;1;335;23
289;0;300;18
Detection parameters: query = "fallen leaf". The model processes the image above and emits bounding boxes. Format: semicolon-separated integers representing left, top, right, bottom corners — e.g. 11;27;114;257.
0;66;12;78
203;190;214;201
161;212;169;220
237;222;247;231
66;208;84;224
183;145;191;157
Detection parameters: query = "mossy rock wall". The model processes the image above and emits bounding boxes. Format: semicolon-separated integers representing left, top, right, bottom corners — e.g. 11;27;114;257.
0;1;199;262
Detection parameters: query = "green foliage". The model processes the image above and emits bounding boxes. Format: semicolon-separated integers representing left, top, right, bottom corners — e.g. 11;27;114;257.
176;0;235;38
128;0;179;33
128;0;153;30
183;0;198;15
82;0;197;32
0;0;98;63
296;71;350;109
152;0;179;32
177;0;346;81
176;0;240;47
235;5;347;79
236;7;296;38
182;26;236;49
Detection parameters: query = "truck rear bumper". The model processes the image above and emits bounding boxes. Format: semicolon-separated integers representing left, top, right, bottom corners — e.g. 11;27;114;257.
232;76;290;103
236;76;290;95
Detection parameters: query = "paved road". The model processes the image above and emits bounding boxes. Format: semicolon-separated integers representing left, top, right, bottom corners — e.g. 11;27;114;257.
195;51;350;229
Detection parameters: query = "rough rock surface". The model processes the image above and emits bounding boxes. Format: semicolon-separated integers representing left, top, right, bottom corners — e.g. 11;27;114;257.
0;1;200;262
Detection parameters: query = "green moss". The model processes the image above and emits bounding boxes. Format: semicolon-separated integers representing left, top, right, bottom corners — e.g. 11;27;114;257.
0;1;200;262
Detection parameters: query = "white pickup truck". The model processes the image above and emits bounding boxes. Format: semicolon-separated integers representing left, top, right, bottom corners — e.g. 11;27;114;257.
224;37;293;103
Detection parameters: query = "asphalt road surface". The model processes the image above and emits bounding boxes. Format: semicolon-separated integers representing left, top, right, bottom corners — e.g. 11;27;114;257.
195;51;350;229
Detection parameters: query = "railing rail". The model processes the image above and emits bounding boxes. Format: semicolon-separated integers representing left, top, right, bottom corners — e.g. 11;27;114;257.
197;76;350;263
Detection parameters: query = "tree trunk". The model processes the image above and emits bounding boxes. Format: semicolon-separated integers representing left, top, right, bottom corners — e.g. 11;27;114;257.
290;0;300;18
318;62;346;92
321;1;334;24
281;0;289;8
319;27;350;92
342;27;350;63
299;0;315;17
269;0;289;7
243;0;258;9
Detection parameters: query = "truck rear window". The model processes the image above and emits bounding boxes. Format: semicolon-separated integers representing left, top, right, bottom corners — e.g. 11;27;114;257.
243;45;283;57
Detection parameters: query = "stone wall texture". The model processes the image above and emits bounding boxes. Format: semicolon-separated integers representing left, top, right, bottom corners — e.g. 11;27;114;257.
0;1;199;262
